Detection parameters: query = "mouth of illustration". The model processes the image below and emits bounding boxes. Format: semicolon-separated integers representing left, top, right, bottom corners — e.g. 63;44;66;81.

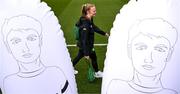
22;53;32;58
142;65;154;70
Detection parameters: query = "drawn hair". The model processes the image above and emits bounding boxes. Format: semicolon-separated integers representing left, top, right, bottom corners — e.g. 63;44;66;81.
127;18;178;48
1;15;42;43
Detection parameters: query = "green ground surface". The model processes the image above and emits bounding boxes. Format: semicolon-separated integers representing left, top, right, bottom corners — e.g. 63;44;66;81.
43;0;129;93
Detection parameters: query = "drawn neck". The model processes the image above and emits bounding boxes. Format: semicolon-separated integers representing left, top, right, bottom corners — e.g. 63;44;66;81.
133;71;162;87
128;71;163;93
18;59;45;75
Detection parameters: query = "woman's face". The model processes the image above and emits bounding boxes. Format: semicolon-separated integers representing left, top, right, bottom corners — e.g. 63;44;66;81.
87;6;96;17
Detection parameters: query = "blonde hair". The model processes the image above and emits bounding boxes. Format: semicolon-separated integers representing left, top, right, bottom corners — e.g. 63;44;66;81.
81;3;95;17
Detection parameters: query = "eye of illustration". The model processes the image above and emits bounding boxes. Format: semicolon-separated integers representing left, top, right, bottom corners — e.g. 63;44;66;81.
136;45;147;50
154;45;167;52
134;43;147;50
11;38;21;45
27;34;38;41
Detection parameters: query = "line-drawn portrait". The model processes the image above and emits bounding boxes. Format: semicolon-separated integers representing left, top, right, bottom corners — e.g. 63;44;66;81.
1;15;71;94
106;18;178;94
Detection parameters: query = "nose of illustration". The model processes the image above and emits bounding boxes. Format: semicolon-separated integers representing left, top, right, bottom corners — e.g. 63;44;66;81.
22;42;30;52
144;51;153;63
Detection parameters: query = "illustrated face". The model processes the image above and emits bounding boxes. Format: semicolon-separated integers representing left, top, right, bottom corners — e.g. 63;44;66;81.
88;6;96;17
6;29;41;63
130;33;171;77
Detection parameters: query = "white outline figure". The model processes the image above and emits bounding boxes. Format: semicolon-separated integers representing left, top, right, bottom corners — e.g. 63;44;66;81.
107;18;178;94
1;15;71;94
